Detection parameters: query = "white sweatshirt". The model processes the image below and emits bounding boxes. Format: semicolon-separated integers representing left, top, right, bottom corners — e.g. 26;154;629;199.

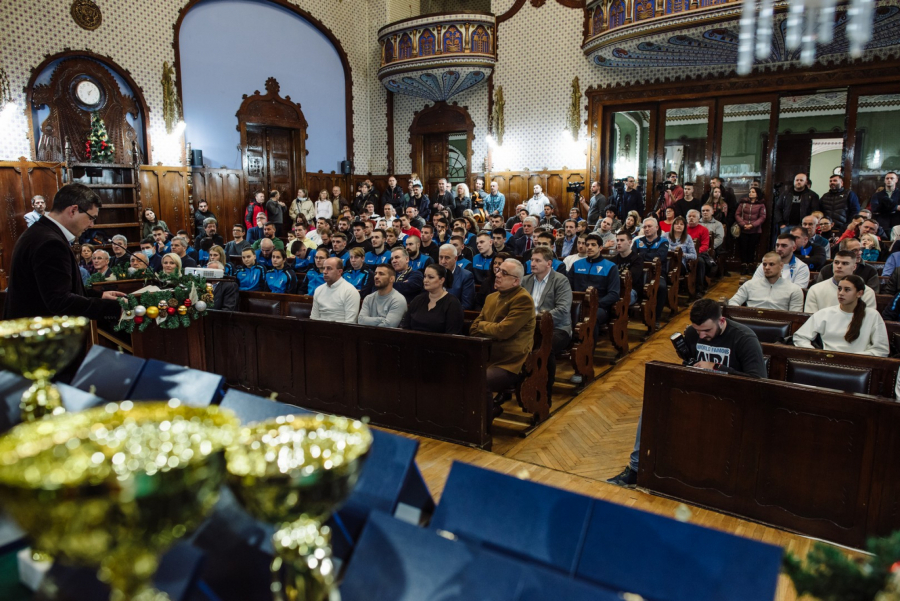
804;279;877;314
793;305;889;356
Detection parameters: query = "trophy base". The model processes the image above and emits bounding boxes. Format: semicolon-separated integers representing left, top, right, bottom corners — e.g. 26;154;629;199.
19;380;65;422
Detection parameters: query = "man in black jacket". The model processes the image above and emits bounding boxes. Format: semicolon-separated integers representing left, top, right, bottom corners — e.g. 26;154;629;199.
773;173;819;236
791;226;827;272
872;172;900;231
5;183;125;321
612;230;643;305
701;177;737;226
381;176;405;213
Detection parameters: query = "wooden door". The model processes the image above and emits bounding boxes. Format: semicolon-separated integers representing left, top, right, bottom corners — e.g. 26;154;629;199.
774;136;814;192
245;125;267;197
424;133;448;200
266;127;294;202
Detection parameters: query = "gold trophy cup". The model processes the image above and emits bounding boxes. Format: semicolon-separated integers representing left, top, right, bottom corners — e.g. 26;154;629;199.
226;414;373;601
0;315;89;422
0;399;238;601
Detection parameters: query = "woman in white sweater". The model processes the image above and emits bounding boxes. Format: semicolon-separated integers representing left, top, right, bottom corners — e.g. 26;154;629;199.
314;189;333;220
794;274;889;356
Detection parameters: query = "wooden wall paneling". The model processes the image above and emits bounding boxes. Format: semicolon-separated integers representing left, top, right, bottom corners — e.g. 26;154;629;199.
479;170;586;220
192;167;245;241
507;173;529;214
0;163;28;290
140;166;190;236
307;171;348;200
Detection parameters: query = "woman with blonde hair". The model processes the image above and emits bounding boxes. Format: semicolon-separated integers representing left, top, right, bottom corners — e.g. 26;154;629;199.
315;189;333;220
160;253;182;277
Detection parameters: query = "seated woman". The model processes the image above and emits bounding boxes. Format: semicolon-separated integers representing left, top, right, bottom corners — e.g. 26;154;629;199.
79;243;96;274
234;248;266;291
264;248;298;294
400;264;464;334
207;245;232;275
299;247;328;296
160;252;182;277
794;275;889;356
659;206;676;234
664;216;697;268
343;247;373;295
623;211;641;238
141;208;169;241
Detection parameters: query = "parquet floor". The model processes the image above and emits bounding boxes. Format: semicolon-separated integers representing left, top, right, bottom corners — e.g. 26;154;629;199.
389;275;850;601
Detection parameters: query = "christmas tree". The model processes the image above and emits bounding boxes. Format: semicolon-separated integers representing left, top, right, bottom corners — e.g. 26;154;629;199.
85;111;115;163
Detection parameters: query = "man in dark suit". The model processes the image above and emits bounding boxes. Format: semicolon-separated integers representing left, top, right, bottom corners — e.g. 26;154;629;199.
514;217;539;256
438;243;475;310
4;183;125;320
522;246;573;405
206;261;240;311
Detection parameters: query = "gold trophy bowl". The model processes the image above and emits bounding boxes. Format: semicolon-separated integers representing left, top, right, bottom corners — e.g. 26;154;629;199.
0;315;89;422
0;399;238;601
226;414;373;601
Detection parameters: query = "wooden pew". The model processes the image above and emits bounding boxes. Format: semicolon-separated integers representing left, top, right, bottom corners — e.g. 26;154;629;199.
133;311;495;449
629;258;661;336
569;288;599;383
761;343;900;398
639;361;900;549
666;248;683;316
608;270;631;359
877;293;894;315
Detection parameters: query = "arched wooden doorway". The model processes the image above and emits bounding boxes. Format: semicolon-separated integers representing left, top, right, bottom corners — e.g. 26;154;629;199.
409;102;474;199
237;77;308;201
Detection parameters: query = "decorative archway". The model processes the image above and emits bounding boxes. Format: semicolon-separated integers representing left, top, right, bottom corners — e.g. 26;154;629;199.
173;0;354;164
236;77;308;201
25;50;149;163
408;102;475;196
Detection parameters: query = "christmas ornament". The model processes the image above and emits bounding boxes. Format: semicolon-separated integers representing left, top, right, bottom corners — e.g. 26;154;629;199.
134;305;146;317
146;306;159;319
134;316;144;325
194;301;207;313
183;299;192;308
167;298;178;308
158;301;168;310
177;306;187;316
166;307;176;316
125;310;134;318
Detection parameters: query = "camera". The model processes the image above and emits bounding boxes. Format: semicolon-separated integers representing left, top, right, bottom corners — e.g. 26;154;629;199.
566;181;585;195
655;181;675;192
670;332;696;366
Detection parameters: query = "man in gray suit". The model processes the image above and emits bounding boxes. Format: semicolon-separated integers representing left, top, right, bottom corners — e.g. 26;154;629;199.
522;246;573;405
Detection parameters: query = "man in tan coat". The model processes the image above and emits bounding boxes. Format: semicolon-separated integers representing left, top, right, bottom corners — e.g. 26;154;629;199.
470;258;536;417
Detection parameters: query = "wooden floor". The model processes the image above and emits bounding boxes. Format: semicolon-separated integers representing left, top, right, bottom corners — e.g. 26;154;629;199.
390;275;842;601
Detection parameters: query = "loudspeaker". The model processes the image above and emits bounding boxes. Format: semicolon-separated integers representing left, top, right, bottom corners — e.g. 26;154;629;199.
341;160;352;175
191;149;203;167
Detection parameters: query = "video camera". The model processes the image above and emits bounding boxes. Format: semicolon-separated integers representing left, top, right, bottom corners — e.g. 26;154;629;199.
566;181;585;195
655;181;676;193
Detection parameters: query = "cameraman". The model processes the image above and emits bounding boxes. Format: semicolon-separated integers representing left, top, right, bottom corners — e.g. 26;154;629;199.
656;171;683;218
578;181;608;227
606;299;765;488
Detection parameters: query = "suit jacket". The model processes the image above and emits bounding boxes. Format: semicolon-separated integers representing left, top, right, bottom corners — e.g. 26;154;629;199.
212;281;240;311
521;269;573;336
4;216;121;320
514;235;535;257
446;265;475;310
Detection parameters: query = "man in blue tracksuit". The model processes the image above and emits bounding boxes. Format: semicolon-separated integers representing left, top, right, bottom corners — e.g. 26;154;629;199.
364;229;393;270
633;217;669;325
472;232;496;285
568;233;621;333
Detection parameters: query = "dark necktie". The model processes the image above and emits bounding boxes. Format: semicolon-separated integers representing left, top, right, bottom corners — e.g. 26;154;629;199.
526;237;533;251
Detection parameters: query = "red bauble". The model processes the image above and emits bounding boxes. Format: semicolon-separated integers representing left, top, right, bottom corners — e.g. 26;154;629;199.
183;299;192;308
134;316;144;325
167;307;176;315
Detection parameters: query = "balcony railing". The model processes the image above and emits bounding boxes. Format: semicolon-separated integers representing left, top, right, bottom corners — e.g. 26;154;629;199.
378;12;497;74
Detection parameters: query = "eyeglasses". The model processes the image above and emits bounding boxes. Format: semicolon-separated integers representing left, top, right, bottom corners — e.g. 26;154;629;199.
80;208;99;223
498;268;514;278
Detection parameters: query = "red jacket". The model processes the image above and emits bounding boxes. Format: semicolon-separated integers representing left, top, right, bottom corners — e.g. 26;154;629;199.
245;202;267;230
686;224;710;254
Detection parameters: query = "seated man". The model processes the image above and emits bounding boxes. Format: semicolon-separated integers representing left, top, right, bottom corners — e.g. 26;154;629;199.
470;258;536;417
139;238;163;272
251;222;285;251
699;204;725;252
194;218;225;251
633;218;670;322
234;248;266;291
525;232;566;274
438;243;475;310
205;260;240;311
473;232;497;285
343;247;373;296
729;252;804;311
357;263;406;328
255;238;276;268
563;234;587;272
311;257;360;323
405;235;434;272
555;219;579;259
753;233;809;289
247;213;267;244
791;226;826;272
522;246;572;405
169;236;198;269
806;250;877;313
513;217;539;255
224;223;252;258
492;227;514;255
608;299;766;488
593;217;616;250
686;209;710;291
391;247;424;303
815;237;880;292
92;249;113;279
611;229;643;305
110;234;129;268
567;233;621;334
364;228;392;269
330;232;350;264
539;204;562;229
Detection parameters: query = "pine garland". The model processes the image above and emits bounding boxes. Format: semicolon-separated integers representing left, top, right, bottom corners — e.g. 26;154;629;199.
86;111;115;163
113;273;212;333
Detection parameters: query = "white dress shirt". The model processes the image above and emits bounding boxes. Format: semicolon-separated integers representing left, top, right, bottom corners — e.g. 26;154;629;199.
530;271;549;310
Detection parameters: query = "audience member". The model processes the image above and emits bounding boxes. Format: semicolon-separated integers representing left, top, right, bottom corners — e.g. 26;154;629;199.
160;253;182;278
568;233;621;334
355;263;405;327
204;261;239;311
405;235;433;271
139;240;163;272
773;172;819;233
263;248;297;293
310;257;360;323
391;247;424;303
699;204;724;252
818;174;860;233
343;247;373;296
614;176;643;219
791;226;826;271
193;200;216;238
170;236;197;269
579;181;608;226
729;252;803;311
555;219;578;258
24;195;46;227
734;187;766;269
815;238;880;292
673;182;702;220
608;299;765;488
794;275;888;355
235;248;265;291
522;246;573;404
612;230;642;305
664;217;696;269
563;234;587;272
753;233;809;289
109;234;129;268
247;213;267;244
142;208;169;241
658;206;676;234
244;191;267;230
492;227;514;255
633;218;669;321
526;184;552;216
473;232;497;285
300;248;328;295
439;244;475;310
594;217;617;249
872;172;900;231
400;264;463;334
470;259;536;416
805;250;876;313
91;249;113;279
364;229;392;269
289;188;315;224
801;214;831;260
224;224;251;259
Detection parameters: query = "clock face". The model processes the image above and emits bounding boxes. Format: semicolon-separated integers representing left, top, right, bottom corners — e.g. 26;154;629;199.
76;80;101;106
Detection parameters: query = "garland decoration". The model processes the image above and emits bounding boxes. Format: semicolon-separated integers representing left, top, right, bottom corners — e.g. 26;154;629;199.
86;265;156;286
114;274;213;333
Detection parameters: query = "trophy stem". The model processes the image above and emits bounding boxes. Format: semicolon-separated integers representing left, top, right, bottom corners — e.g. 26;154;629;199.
271;518;337;601
19;373;64;422
101;549;169;601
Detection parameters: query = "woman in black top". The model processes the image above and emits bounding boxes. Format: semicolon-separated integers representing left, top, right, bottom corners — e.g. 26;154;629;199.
400;264;464;334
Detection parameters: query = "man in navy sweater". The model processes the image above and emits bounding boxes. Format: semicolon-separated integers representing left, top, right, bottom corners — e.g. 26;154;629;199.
633;217;669;326
567;233;620;333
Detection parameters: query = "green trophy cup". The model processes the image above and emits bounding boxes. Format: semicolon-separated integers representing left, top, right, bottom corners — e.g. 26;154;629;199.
0;399;238;601
0;315;89;422
226;414;373;601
